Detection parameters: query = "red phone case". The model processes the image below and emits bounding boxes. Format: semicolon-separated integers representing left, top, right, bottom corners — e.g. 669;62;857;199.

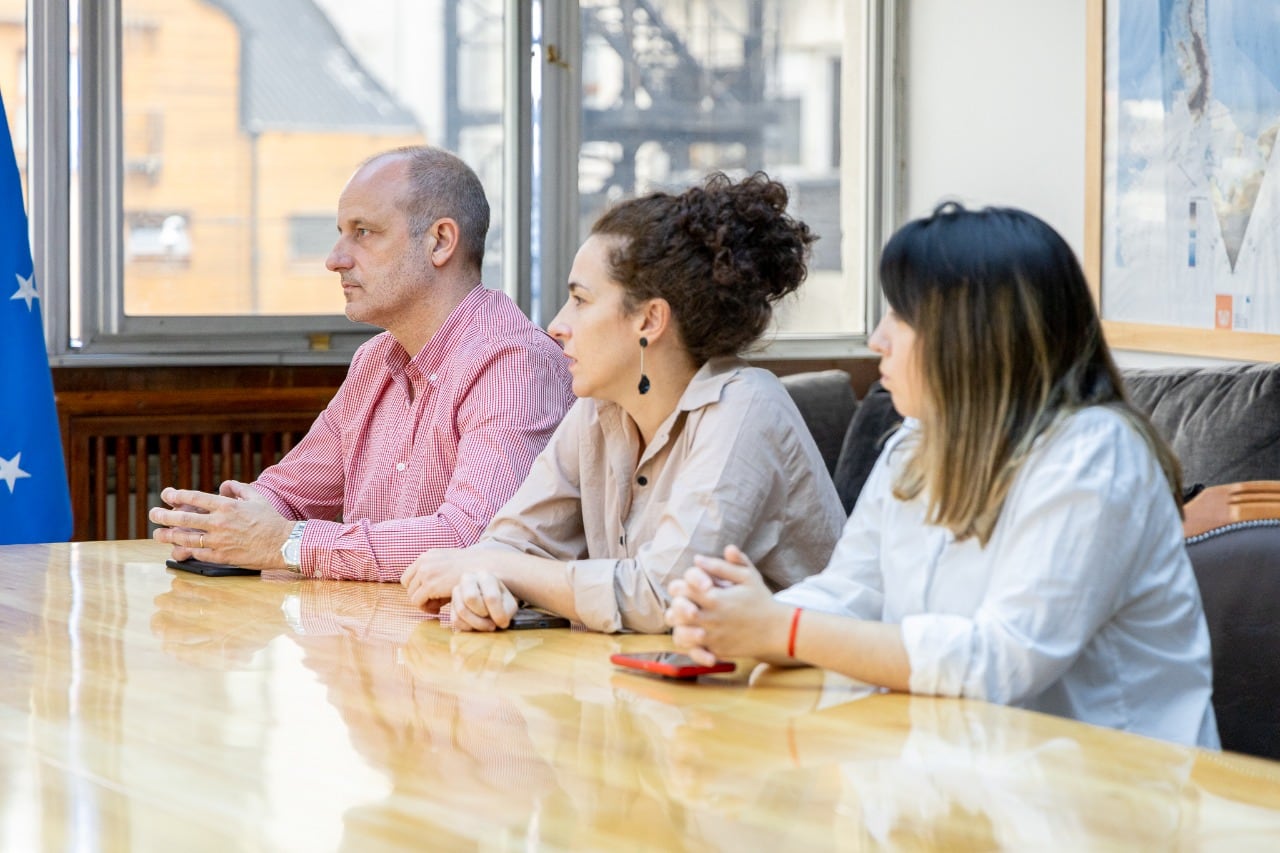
610;652;735;679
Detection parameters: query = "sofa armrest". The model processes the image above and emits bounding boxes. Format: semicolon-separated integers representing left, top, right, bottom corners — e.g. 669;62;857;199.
1183;480;1280;539
1182;484;1280;760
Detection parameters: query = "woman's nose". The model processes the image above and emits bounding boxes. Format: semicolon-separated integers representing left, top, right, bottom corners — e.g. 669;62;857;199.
547;310;570;342
867;317;888;355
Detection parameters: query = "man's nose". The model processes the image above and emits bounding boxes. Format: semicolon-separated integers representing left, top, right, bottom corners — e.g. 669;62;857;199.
326;241;351;272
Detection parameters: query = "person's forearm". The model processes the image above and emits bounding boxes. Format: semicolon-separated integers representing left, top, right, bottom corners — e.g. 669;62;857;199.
775;609;912;692
487;552;580;622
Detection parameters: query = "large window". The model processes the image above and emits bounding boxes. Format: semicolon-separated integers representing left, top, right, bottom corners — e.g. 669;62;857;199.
23;1;879;363
574;0;859;339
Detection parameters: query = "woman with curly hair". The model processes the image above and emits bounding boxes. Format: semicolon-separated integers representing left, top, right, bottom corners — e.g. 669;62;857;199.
665;203;1218;747
400;172;846;632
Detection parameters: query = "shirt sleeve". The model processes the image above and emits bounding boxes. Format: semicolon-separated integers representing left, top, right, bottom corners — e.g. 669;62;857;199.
568;387;812;634
901;416;1171;704
304;339;573;582
253;390;349;523
472;400;590;561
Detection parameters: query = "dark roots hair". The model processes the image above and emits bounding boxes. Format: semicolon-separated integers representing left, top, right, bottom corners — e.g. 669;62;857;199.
879;202;1181;543
590;172;816;364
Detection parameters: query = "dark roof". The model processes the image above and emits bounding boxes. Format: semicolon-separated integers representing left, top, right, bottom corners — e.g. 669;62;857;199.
201;0;420;133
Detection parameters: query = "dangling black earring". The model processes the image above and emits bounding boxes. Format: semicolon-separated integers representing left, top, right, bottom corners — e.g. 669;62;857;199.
637;337;651;395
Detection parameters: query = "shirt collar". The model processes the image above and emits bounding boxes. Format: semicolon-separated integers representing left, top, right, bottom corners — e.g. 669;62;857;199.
674;356;748;413
382;284;488;380
630;356;745;464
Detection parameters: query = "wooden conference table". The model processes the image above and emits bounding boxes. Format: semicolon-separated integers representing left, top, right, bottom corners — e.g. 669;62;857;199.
2;540;1280;851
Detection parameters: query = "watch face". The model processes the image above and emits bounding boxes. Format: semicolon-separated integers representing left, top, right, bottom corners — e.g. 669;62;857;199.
282;522;305;569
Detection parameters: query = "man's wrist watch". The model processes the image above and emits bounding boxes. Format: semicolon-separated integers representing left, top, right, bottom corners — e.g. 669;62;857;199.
281;521;307;573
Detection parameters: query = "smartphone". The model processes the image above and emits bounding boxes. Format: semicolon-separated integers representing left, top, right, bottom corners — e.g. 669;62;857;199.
507;607;571;630
610;651;735;679
165;558;260;577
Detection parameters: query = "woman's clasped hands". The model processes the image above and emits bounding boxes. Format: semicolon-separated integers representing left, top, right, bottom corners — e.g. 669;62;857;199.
665;545;792;666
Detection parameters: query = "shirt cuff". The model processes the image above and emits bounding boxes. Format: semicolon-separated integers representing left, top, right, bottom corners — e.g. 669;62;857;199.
299;522;333;579
902;612;978;699
565;558;626;633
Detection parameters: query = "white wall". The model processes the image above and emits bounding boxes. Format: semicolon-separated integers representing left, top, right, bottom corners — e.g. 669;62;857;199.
902;0;1085;255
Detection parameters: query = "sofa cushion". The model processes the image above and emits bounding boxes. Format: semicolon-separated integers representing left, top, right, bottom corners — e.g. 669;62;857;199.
1123;363;1280;489
780;369;857;476
832;381;902;514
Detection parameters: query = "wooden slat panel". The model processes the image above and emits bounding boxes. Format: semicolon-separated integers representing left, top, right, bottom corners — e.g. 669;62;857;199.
200;435;214;493
93;436;108;541
134;436;147;539
219;433;233;484
158;435;172;496
57;388;334;541
69;435;91;543
114;437;129;541
177;435;192;489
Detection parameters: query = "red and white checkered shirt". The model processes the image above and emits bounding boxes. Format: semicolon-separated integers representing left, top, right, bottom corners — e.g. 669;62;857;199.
255;286;574;582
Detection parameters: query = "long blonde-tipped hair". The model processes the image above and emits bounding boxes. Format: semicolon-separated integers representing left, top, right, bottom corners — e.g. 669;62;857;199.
881;203;1182;545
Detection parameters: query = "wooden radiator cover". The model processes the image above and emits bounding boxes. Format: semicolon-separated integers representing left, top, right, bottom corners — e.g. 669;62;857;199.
56;388;334;541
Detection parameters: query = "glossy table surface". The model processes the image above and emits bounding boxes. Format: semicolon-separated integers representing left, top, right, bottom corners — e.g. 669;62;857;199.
3;540;1279;851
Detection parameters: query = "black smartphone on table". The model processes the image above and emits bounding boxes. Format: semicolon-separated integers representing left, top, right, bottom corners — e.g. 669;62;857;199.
610;651;735;679
507;607;571;630
165;559;260;577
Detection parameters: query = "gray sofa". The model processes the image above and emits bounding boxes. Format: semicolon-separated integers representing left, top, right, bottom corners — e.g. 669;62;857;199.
783;362;1280;512
781;362;1280;760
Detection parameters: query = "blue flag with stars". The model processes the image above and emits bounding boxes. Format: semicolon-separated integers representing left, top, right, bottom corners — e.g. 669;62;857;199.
0;88;72;544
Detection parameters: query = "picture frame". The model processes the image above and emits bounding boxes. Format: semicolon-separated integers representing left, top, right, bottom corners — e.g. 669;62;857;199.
1085;0;1280;360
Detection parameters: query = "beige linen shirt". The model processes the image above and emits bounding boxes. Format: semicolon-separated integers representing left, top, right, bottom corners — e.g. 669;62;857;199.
474;356;845;632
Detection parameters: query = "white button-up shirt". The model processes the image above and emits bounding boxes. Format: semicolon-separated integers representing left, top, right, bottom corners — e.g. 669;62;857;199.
777;406;1219;748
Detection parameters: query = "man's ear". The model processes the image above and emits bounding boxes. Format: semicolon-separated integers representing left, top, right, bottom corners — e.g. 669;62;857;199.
635;298;673;342
427;218;461;268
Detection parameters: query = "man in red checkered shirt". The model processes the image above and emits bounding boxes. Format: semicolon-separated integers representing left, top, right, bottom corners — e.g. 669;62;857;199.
149;147;574;581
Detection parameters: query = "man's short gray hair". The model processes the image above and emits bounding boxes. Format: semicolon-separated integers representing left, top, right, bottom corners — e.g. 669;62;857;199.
364;146;491;271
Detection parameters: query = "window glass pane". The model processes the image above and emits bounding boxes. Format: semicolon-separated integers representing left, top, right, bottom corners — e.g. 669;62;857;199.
0;3;27;222
119;0;504;317
578;0;859;336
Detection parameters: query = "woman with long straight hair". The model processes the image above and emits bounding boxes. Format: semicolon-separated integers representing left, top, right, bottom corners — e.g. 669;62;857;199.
667;203;1218;748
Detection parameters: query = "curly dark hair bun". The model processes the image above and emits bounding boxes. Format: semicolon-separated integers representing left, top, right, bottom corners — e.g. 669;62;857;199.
591;171;816;363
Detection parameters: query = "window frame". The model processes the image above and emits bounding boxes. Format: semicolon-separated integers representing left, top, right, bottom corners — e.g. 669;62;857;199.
32;0;892;365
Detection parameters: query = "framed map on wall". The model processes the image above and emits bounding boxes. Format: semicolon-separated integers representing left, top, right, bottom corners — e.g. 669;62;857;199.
1086;0;1280;359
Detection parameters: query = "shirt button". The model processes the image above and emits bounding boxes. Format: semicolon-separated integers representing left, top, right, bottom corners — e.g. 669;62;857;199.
636;475;648;486
429;373;438;383
395;462;407;472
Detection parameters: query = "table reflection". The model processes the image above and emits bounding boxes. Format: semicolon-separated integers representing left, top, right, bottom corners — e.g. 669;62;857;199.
147;569;1280;849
